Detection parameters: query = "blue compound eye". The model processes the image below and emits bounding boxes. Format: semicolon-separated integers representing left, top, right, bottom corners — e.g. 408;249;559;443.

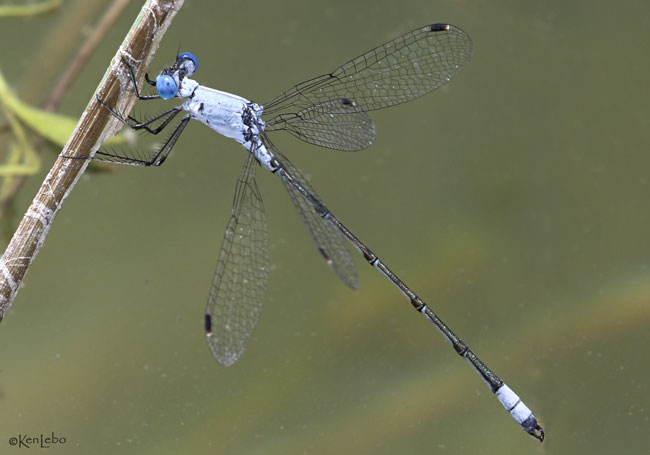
177;51;198;74
156;74;178;99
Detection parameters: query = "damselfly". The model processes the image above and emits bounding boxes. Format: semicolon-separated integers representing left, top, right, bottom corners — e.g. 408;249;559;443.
80;24;544;441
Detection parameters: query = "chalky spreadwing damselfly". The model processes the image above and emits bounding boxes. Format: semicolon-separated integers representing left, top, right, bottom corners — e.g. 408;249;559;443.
78;23;544;441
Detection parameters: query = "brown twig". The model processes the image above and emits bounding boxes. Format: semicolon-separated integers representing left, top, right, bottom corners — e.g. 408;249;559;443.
43;0;133;112
0;0;131;219
0;0;185;321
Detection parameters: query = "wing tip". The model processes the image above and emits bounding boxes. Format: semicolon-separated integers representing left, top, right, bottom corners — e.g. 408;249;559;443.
429;23;451;32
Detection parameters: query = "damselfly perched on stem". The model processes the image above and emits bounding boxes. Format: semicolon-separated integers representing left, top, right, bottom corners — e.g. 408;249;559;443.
72;23;544;441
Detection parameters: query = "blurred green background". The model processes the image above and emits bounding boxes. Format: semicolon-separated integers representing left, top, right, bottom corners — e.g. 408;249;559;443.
1;0;649;453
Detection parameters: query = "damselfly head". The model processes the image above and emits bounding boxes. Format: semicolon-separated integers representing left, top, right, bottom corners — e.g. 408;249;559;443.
154;52;198;99
155;73;178;99
176;51;198;76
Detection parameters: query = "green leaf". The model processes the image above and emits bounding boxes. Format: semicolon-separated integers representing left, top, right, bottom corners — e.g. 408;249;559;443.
0;69;123;147
0;0;62;18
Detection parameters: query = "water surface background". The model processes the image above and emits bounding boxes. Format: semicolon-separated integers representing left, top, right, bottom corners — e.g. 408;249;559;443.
1;0;649;453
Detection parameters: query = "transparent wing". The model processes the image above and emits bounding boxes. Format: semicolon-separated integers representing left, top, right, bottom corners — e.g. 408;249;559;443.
260;132;358;289
205;153;269;366
265;99;376;151
263;24;472;115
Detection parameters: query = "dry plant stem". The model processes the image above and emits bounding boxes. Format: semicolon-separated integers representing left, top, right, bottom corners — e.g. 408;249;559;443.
0;0;185;320
0;0;133;219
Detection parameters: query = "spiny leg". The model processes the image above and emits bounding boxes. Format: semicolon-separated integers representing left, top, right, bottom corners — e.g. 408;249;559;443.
93;55;180;135
122;58;159;101
95;95;183;135
93;114;191;167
